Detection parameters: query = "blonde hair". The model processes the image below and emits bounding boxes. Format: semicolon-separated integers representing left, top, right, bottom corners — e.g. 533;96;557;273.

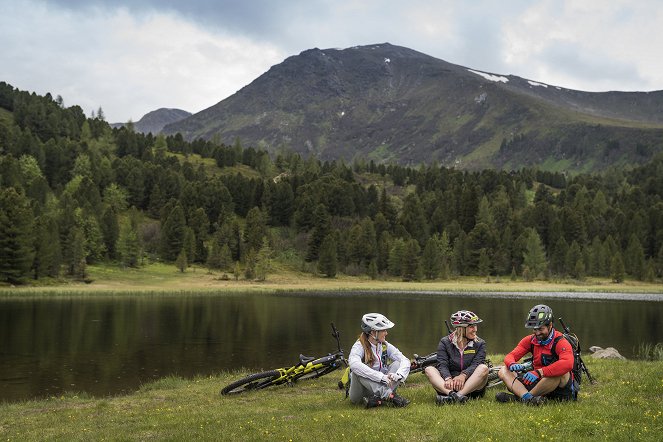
358;333;375;366
453;326;467;347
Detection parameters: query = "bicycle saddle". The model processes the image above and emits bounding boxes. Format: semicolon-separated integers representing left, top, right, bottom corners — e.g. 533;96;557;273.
299;354;316;365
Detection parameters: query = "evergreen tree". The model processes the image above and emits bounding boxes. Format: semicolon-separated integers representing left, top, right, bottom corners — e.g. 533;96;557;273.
565;241;584;278
183;227;196;266
32;212;61;278
401;239;422;281
175;248;188;272
255;238;272;281
159;204;186;261
244;206;268;254
117;221;141;268
421;236;442;279
522;227;547;279
101;206;120;259
388;238;405;277
188;207;209;263
0;187;35;283
550;237;568;276
611;253;625;283
244;249;256;279
66;227;87;278
306;204;330;261
367;259;378;280
317;234;338;278
478;248;491;277
625;234;646;280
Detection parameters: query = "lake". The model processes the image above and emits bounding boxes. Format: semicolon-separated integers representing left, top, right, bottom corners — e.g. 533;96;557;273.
1;290;661;402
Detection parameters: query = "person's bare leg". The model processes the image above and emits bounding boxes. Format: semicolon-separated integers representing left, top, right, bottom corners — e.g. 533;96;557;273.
425;366;452;395
458;364;489;395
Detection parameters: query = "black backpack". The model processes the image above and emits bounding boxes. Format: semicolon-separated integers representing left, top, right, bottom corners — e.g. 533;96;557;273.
551;332;583;385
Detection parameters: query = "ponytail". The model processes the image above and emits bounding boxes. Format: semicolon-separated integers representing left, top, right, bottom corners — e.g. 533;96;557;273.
358;333;374;366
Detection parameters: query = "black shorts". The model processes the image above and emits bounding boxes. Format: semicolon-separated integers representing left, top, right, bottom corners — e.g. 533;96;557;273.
520;374;578;401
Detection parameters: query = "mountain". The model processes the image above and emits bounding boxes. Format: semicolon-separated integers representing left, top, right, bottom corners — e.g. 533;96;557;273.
162;43;663;172
112;108;191;134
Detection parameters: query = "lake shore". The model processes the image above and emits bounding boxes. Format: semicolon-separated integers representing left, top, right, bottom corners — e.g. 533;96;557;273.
1;262;662;298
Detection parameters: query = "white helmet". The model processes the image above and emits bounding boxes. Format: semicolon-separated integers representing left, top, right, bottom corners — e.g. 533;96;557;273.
361;313;395;333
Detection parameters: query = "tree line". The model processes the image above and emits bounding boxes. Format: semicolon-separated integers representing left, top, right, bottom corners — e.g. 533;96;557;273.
1;81;663;284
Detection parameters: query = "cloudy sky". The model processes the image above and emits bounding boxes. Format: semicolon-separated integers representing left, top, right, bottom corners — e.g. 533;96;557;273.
1;0;661;123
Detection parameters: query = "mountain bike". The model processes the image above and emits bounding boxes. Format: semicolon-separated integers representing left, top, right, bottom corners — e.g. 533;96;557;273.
409;352;532;388
220;323;347;395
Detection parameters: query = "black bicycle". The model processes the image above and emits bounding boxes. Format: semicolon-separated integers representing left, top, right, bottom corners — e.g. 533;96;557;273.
221;323;347;395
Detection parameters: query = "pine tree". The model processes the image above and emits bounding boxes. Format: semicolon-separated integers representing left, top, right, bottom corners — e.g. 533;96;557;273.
0;188;35;283
317;234;338;278
625;234;646;280
33;213;61;278
306;204;330;261
175;248;188;272
244;206;268;254
159;204;186;261
118;221;141;268
388;238;405;277
421;236;441;279
401;239;421;281
101;206;120;259
522;227;547;279
611;253;625;283
255;238;272;281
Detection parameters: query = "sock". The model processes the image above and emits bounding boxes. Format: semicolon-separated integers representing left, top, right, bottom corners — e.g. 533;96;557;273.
522;392;533;401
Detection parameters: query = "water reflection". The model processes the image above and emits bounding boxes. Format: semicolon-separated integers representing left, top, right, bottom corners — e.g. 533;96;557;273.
0;291;661;402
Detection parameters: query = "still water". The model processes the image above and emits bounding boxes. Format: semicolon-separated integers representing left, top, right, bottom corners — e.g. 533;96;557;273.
1;291;661;402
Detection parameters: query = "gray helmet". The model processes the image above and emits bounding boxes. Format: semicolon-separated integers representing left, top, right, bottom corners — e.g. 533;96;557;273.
525;304;553;328
361;313;395;333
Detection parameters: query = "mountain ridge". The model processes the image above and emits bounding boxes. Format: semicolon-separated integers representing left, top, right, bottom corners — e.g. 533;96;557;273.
112;108;191;134
162;43;663;171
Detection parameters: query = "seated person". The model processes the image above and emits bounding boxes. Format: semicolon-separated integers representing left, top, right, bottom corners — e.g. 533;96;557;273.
348;313;411;408
424;310;489;404
496;304;577;406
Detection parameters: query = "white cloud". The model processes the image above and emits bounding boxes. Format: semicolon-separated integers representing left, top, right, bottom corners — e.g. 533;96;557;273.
0;1;284;122
1;0;662;123
501;0;662;91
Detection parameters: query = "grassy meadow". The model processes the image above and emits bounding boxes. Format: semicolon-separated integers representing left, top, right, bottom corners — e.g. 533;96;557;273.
1;262;662;296
0;358;661;441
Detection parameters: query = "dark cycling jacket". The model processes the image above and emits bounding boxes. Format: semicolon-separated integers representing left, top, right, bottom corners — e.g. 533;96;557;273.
435;333;486;379
503;329;574;378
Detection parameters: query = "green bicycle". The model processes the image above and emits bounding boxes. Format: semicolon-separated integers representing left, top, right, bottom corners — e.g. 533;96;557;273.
220;323;347;395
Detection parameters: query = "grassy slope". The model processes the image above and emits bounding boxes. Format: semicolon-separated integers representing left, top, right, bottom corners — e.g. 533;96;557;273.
1;262;662;296
1;359;661;441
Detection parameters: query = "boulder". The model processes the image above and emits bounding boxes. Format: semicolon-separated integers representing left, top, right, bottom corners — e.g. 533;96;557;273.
589;346;626;360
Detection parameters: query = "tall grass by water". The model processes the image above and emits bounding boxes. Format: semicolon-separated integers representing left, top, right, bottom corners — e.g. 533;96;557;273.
636;342;663;361
1;358;661;441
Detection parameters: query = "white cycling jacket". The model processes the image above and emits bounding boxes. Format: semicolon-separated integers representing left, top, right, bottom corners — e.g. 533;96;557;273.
348;339;410;384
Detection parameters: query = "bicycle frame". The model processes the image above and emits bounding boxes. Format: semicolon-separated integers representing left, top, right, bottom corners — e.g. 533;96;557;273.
220;323;346;395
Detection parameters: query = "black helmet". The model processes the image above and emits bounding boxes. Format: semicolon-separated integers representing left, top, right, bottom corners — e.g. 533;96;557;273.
525;304;553;328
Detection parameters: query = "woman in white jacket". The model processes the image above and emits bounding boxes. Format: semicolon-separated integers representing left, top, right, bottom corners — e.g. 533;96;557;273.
348;313;410;408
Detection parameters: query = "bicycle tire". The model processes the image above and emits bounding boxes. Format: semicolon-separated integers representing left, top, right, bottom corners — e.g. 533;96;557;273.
220;370;282;395
296;364;340;381
486;368;502;388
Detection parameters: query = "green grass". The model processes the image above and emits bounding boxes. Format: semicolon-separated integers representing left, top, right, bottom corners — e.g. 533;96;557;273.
1;359;661;440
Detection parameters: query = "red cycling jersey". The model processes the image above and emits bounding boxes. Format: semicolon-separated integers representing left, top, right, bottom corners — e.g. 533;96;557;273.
503;329;574;378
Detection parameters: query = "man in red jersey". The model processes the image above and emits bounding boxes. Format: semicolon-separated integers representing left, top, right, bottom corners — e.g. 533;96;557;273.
495;304;576;406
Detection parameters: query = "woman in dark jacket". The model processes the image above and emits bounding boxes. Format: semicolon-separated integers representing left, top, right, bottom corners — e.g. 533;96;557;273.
424;310;489;404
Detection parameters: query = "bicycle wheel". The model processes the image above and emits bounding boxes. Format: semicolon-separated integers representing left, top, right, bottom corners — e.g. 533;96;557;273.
296;364;340;381
486;367;502;388
220;370;282;395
